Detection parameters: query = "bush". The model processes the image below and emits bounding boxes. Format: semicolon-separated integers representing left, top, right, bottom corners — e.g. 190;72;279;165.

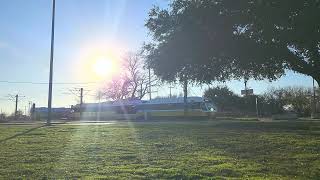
0;113;7;122
204;86;314;117
261;87;312;117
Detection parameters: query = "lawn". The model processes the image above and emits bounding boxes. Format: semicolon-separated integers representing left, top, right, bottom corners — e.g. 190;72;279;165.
0;119;319;179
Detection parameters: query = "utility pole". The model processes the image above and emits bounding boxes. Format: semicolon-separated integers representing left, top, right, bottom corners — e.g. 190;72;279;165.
63;87;88;120
15;95;18;119
7;94;25;120
28;101;32;116
47;0;56;125
80;88;83;119
169;83;174;98
244;79;248;96
31;103;36;120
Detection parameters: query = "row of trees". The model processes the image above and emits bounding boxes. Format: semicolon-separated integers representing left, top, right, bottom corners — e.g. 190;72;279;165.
0;110;28;122
100;1;319;108
143;0;320;90
204;86;318;117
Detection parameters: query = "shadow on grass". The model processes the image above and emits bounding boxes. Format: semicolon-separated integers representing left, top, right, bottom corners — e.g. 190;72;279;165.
214;120;320;133
0;125;46;143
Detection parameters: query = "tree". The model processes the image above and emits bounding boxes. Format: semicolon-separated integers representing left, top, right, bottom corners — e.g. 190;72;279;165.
204;86;258;113
0;113;7;121
204;86;240;112
261;88;287;115
103;75;131;101
124;53;159;99
144;0;320;85
261;87;312;116
283;87;312;116
102;53;159;101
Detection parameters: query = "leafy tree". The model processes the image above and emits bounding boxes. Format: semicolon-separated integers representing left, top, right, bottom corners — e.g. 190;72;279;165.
0;113;7;121
260;88;286;114
261;87;312;116
144;0;320;85
204;86;259;113
204;86;240;111
283;87;312;116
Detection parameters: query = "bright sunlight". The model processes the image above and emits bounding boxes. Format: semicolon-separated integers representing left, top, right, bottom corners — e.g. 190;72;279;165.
92;57;113;77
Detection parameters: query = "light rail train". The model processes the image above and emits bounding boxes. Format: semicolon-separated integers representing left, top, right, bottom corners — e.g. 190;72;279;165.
72;97;217;120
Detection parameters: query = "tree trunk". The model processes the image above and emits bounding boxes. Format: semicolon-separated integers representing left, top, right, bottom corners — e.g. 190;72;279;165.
131;83;138;99
313;77;320;114
183;79;188;116
314;77;320;88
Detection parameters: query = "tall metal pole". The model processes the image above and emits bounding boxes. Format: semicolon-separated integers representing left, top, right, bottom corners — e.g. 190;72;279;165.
47;0;56;125
244;79;248;96
15;94;18;119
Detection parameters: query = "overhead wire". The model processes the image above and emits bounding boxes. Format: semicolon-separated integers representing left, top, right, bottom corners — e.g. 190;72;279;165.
0;80;102;85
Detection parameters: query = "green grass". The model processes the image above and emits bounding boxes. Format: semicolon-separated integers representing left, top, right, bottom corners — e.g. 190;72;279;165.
0;120;319;179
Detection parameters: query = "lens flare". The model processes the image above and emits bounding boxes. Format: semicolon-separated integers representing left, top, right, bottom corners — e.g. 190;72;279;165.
92;57;113;77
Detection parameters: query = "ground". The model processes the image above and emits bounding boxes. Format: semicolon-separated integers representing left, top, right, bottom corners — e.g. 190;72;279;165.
0;119;319;179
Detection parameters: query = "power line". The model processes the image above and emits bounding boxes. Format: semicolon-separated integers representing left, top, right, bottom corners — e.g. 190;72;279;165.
7;94;25;119
0;80;101;85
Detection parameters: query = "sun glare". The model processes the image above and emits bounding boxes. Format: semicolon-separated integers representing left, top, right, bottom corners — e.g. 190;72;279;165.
92;57;113;77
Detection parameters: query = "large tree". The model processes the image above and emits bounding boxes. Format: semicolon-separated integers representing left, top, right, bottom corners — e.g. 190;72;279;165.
144;0;320;85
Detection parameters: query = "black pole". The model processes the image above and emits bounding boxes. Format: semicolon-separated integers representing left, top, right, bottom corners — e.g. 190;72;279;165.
15;95;18;119
244;79;248;96
47;0;55;125
183;79;188;115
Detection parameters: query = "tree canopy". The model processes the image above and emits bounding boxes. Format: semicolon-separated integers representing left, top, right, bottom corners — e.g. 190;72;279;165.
144;0;320;85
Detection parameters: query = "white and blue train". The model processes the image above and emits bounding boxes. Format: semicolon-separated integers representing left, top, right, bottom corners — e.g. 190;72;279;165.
71;96;217;120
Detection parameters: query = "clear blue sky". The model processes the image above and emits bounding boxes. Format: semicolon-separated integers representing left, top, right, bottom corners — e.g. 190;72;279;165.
0;0;314;114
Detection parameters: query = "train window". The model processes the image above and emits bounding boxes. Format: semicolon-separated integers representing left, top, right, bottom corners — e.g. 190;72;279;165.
200;103;208;111
191;102;200;109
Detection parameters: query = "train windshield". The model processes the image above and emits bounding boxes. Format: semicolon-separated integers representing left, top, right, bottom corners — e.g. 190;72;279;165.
205;102;216;112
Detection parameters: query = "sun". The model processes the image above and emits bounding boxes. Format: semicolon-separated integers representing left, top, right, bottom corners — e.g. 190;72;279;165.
92;57;113;77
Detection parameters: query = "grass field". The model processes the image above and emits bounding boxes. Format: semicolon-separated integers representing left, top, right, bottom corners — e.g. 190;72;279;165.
0;119;319;179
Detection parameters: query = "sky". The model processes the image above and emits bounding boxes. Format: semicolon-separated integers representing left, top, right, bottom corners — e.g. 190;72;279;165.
0;0;315;114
